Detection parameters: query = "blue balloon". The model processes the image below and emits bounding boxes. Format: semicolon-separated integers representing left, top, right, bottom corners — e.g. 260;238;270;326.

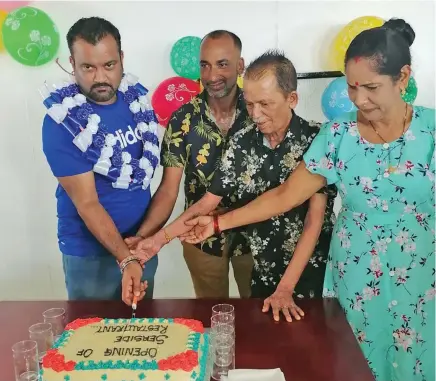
321;77;357;120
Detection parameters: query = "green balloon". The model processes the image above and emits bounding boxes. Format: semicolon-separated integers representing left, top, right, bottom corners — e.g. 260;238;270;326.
2;6;60;66
170;36;201;80
402;76;418;104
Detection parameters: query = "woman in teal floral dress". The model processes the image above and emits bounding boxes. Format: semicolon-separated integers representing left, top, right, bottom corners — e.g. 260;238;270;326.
181;19;435;381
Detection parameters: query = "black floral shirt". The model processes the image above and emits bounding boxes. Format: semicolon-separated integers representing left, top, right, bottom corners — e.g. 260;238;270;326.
160;88;252;257
208;112;337;298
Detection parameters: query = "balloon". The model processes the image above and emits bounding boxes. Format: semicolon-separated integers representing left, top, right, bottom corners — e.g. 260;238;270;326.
2;6;59;66
0;1;30;12
151;76;201;127
321;77;357;120
199;75;244;92
170;36;201;80
331;16;384;73
402;76;418;104
237;75;243;88
0;10;7;52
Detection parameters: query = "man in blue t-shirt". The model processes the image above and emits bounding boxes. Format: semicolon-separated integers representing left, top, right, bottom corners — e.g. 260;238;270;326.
42;17;158;305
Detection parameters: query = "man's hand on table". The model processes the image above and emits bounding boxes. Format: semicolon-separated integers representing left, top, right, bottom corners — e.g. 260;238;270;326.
121;261;147;306
262;287;305;322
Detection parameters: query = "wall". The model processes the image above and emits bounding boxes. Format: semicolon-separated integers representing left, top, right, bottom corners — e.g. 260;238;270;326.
0;1;434;300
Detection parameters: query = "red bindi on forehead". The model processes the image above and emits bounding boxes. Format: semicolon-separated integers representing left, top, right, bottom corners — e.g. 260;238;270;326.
353;56;362;63
355;82;359;86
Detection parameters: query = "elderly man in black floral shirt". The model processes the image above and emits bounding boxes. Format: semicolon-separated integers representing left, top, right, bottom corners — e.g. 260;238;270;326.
133;50;337;321
127;30;254;299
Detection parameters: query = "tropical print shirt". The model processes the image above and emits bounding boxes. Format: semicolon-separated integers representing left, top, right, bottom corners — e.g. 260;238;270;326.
208;112;337;297
160;88;252;257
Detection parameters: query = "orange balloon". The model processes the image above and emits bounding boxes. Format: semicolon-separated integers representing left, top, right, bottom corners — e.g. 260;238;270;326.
0;10;8;52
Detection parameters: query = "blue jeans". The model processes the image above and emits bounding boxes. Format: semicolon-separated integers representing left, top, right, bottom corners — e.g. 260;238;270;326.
62;254;158;300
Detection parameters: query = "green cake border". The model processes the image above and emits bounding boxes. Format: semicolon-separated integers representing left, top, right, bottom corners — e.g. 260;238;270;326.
40;318;211;380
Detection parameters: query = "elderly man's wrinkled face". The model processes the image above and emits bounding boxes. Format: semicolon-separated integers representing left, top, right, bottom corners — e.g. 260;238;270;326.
244;72;297;134
70;35;124;104
200;35;244;98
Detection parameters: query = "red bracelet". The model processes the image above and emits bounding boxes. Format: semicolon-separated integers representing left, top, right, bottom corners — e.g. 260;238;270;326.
213;214;221;235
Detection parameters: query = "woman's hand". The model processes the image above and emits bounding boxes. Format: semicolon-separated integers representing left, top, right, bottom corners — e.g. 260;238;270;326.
262;287;305;322
130;236;163;265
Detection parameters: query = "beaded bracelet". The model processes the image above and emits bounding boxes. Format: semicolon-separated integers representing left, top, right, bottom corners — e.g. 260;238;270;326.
118;255;140;274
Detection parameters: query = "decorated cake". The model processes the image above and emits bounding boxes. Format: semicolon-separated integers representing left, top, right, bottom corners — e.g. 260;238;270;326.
40;317;210;381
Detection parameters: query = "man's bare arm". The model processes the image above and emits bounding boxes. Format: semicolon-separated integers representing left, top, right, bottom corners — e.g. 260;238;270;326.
58;171;131;262
136;167;184;238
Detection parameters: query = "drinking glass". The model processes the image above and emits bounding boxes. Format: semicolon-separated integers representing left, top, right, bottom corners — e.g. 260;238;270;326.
211;313;235;338
211;312;234;327
12;340;40;381
211;333;235;380
43;308;65;340
212;303;234;318
29;322;53;362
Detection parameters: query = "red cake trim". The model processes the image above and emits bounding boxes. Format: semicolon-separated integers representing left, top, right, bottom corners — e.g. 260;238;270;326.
158;350;198;371
173;318;204;333
44;318;202;373
42;349;76;372
65;317;103;331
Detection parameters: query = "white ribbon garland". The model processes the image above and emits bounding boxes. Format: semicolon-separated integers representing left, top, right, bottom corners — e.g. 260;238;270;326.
93;134;117;176
46;93;87;124
112;76;159;190
42;73;160;191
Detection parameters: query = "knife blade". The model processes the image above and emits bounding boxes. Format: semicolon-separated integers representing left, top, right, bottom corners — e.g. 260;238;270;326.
119;294;139;361
132;295;138;319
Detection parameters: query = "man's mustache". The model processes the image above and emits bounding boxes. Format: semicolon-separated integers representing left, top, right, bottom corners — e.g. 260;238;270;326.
91;83;113;91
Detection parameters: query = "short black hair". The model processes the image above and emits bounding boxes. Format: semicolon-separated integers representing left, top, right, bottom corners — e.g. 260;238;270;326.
202;30;242;52
245;49;297;93
345;18;415;80
67;17;122;55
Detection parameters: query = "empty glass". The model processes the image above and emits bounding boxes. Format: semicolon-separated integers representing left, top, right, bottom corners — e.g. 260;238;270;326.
29;323;53;362
211;333;235;380
211;313;235;330
12;340;40;381
43;308;65;340
210;303;236;379
212;303;234;318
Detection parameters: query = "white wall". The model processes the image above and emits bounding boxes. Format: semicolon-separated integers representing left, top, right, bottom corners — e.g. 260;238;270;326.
0;1;434;300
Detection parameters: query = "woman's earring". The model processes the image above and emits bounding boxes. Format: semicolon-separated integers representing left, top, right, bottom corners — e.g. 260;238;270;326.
401;88;406;96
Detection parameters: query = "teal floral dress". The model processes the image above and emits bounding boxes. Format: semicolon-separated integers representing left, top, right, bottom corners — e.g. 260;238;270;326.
303;106;435;381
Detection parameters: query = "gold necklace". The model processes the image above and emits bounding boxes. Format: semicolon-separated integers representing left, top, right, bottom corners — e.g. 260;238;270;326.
369;104;409;174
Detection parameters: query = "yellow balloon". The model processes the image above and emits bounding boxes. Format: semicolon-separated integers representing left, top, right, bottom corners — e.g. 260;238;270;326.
0;10;8;52
237;75;243;88
331;16;385;73
198;75;243;93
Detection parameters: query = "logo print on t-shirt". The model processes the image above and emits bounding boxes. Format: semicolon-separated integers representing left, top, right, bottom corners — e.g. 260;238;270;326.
113;126;142;149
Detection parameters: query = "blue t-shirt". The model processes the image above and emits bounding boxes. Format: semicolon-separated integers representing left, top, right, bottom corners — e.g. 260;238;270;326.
42;92;152;257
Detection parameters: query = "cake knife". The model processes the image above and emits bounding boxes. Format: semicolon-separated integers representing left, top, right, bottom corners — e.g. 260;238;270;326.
131;295;138;319
118;294;138;361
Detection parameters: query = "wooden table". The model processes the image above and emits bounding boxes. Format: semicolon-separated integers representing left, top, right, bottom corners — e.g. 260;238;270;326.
0;298;374;381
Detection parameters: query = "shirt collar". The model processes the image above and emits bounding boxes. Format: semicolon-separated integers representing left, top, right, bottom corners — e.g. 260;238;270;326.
254;109;301;148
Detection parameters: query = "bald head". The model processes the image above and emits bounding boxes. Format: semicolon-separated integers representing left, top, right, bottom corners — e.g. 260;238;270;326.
201;30;242;52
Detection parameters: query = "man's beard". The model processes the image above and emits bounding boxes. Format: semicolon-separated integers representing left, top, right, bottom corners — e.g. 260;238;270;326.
205;81;235;99
83;83;117;103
